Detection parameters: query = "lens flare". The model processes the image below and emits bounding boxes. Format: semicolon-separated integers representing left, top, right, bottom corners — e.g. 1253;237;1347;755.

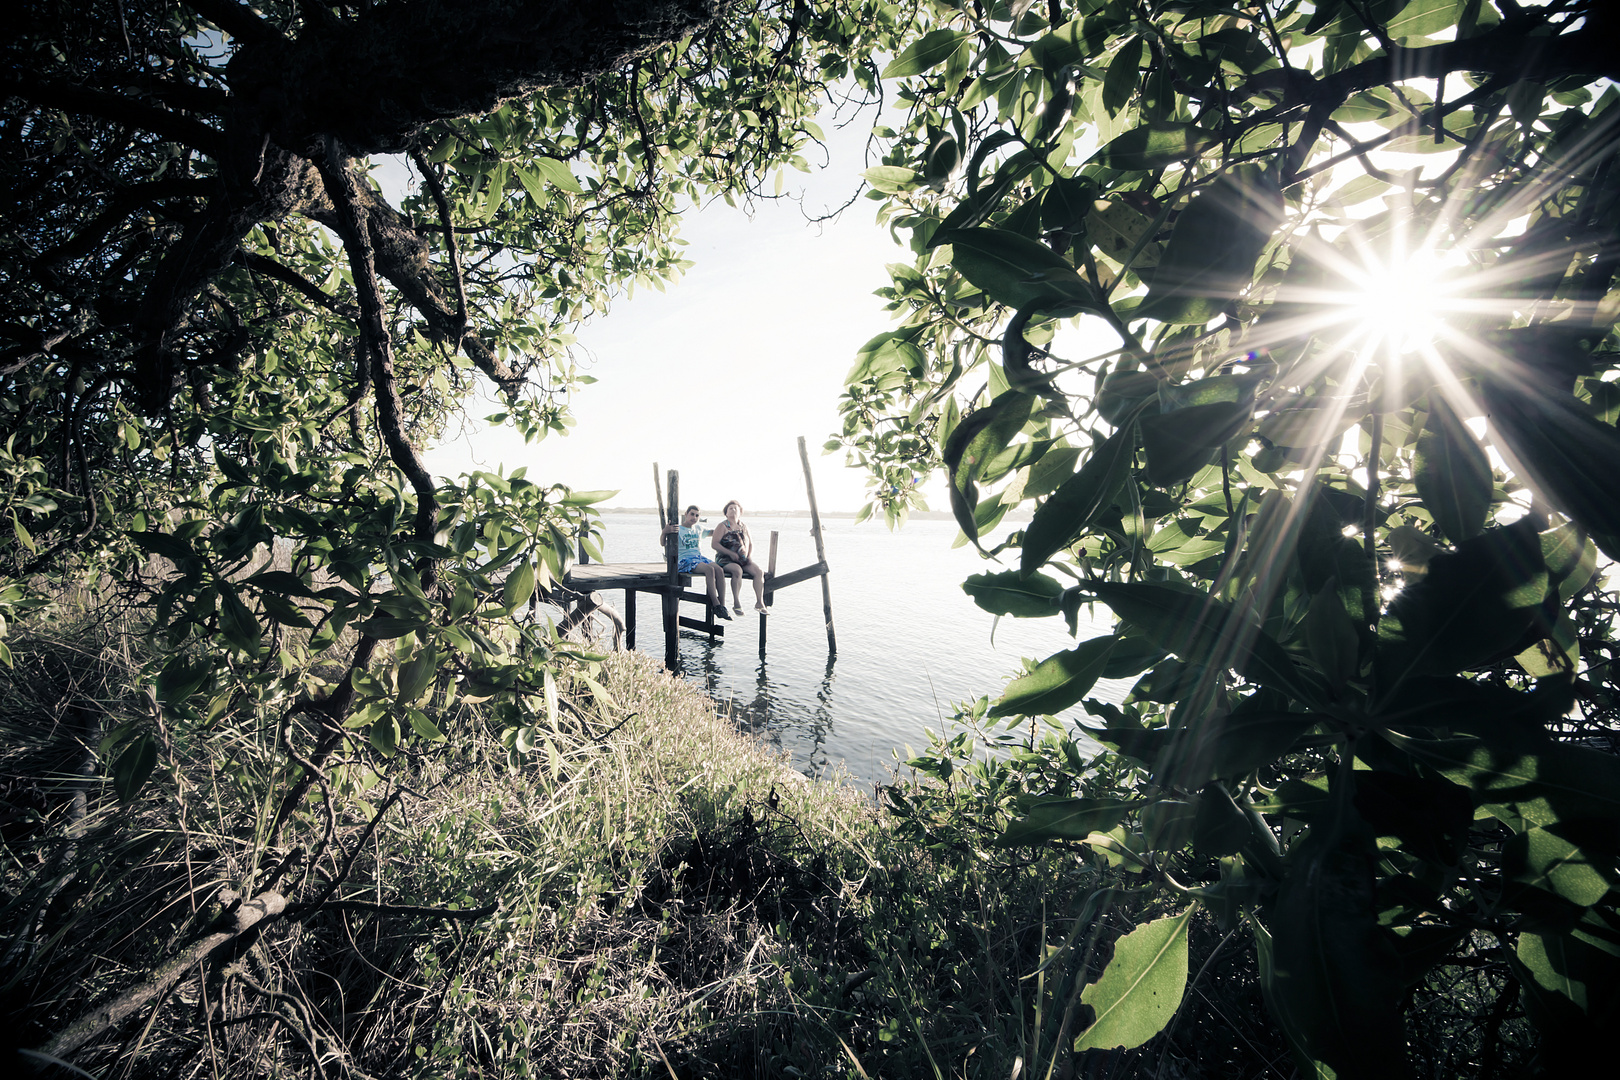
1337;247;1456;357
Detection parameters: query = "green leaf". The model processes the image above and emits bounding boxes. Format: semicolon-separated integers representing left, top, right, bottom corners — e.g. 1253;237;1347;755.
560;488;617;506
1485;378;1620;559
245;570;319;598
1140;400;1252;485
1256;399;1363;455
1375;520;1546;690
218;585;263;657
351;615;429;639
397;642;438;706
1304;583;1359;689
514;164;547;207
943;391;1034;544
1268;816;1409;1075
1092;123;1219;171
1387;0;1461;43
998;796;1134;845
1304;0;1347;34
1542;522;1599;602
1091;581;1319;704
862;165;919;193
881;29;971;78
370;715;399;756
1513;917;1620;1048
1138;167;1282;325
408;708;447;742
990;635;1116;717
963;570;1065;617
1193;784;1250;856
112;733;158;804
1101;36;1142;117
1506;825;1613;907
845;332;925;383
503;560;537;610
448;578;477;622
1413;403;1492;542
155;655;211;706
1209;706;1318;779
530;156;583;194
940;228;1096;316
1020;422;1137;574
1389;734;1620;826
129;529;196;563
1073;909;1192;1052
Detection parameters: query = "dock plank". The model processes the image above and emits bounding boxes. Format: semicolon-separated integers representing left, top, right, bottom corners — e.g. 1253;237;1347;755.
565;562;687;591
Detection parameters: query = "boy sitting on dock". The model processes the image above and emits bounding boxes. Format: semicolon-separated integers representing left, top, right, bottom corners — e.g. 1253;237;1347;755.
660;505;731;621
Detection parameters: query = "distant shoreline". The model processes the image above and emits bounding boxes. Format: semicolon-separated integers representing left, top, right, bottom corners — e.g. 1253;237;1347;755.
600;507;1034;523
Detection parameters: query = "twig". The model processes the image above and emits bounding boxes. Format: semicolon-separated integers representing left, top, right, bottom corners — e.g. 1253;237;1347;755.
408;149;468;338
298;899;498;921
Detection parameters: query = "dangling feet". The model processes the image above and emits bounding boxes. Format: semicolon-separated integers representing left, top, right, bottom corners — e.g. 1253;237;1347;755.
712;602;732;621
755;604;770;615
733;604;745;615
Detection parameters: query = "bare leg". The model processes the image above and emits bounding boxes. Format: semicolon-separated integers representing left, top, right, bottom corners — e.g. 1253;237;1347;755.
700;563;721;605
725;562;743;608
747;559;767;609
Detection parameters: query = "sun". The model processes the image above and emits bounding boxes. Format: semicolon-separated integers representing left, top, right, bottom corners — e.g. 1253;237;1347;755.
1336;246;1457;358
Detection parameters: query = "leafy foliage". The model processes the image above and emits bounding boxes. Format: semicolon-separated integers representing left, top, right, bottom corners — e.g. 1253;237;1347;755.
840;0;1620;1072
0;0;911;1064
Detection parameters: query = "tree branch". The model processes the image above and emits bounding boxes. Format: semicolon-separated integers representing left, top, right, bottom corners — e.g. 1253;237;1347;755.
36;179;217;268
314;148;439;567
1245;21;1617;113
228;0;729;156
183;0;285;45
239;251;357;317
39;891;288;1061
408;149;468;337
4;73;229;159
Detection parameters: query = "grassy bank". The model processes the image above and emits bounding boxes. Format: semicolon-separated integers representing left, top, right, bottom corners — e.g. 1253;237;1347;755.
3;607;1534;1078
3;609;1135;1079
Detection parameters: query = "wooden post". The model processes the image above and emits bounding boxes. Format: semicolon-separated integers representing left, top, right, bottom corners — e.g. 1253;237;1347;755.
624;588;636;649
760;529;778;658
576;522;589;565
664;470;679;670
797;436;836;658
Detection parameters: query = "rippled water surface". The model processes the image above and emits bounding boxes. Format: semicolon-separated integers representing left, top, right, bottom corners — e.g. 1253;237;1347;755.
585;513;1122;783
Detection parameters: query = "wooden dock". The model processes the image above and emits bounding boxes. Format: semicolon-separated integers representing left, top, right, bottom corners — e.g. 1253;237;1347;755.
557;438;836;669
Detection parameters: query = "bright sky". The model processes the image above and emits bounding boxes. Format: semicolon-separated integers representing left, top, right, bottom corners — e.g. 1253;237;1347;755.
426;111;912;516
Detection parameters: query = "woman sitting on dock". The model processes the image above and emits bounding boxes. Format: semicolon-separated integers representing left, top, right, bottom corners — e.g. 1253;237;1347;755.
661;506;730;621
712;500;769;614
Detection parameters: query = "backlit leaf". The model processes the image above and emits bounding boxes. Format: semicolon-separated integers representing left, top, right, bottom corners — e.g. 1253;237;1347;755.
1093;123;1219;170
998;796;1134;845
962;570;1065;617
990;635;1116;717
1413;403;1492;542
882;29;971;78
941;228;1095;316
1021;422;1137;574
1073;909;1192;1052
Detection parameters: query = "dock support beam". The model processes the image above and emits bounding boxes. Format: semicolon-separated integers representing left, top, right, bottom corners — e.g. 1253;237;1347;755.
760;530;778;658
663;469;679;670
798;436;836;658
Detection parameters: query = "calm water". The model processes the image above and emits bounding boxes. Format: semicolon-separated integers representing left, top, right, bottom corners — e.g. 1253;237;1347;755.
582;512;1121;784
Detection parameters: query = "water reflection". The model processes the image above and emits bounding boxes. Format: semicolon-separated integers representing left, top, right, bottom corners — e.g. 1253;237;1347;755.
676;631;840;778
601;513;1120;784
